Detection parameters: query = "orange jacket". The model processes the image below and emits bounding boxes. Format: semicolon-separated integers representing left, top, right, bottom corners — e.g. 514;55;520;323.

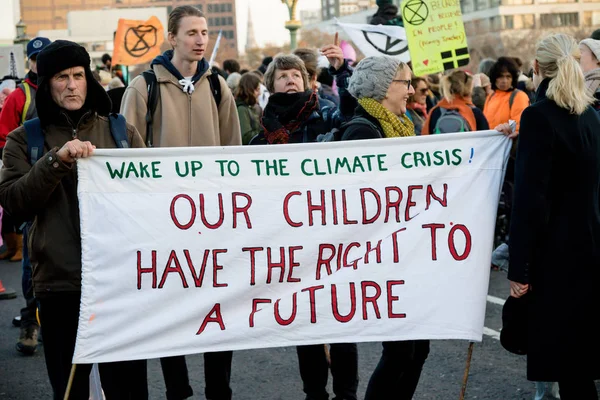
483;89;530;131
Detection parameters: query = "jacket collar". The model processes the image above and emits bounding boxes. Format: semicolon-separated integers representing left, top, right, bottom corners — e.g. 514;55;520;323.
353;104;383;132
151;50;210;84
534;78;551;104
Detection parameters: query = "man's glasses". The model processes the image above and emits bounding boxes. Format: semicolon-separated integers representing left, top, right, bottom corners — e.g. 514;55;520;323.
392;79;412;89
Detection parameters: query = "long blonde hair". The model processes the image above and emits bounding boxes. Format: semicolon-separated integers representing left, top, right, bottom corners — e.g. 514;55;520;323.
440;71;473;102
536;33;595;115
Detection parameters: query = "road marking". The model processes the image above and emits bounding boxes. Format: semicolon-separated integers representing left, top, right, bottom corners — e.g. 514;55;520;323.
483;295;505;340
483;327;501;340
487;295;506;306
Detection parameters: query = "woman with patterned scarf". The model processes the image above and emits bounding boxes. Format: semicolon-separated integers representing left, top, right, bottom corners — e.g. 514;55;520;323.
341;56;431;400
249;49;354;145
249;51;360;400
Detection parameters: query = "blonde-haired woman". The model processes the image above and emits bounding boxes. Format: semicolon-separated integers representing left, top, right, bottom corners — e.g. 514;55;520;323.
421;70;489;135
507;33;600;399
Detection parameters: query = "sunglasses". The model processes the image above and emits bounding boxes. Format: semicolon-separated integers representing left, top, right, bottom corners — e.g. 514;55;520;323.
392;79;412;89
417;88;428;94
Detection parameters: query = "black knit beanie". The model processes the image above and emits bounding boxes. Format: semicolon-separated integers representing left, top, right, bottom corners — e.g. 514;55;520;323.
37;40;91;81
34;40;112;126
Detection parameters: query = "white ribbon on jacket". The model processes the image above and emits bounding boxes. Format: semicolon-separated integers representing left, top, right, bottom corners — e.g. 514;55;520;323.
178;78;195;94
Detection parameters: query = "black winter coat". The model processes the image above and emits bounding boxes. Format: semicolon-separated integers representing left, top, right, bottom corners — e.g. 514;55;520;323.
508;79;600;381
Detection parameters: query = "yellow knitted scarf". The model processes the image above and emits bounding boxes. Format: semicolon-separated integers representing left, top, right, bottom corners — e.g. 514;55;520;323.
358;97;415;138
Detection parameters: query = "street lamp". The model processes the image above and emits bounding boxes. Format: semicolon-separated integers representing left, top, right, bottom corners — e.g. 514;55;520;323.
282;0;302;50
14;20;29;47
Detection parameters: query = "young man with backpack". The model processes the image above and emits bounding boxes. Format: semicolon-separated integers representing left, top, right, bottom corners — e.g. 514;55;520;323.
121;6;240;149
0;40;147;399
120;6;241;400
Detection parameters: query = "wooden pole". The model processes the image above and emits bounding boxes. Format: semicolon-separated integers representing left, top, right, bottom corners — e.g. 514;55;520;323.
63;364;77;400
459;342;475;400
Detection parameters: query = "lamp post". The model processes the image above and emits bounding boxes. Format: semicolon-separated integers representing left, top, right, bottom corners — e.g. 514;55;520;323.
14;20;28;47
281;0;302;50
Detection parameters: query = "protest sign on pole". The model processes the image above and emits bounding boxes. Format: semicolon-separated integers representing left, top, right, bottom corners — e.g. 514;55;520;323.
401;0;469;76
73;132;510;364
112;16;164;66
336;21;410;62
209;30;223;66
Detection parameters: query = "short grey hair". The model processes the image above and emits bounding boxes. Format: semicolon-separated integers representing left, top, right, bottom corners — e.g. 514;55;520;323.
348;56;406;101
264;54;310;94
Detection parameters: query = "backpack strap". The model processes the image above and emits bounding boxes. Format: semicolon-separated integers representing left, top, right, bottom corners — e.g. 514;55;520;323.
108;113;130;148
509;89;521;110
142;70;159;148
23;118;43;165
340;116;381;141
20;82;32;125
207;73;222;107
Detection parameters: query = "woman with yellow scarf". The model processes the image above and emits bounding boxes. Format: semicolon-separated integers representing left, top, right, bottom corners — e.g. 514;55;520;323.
341;56;416;140
343;56;429;399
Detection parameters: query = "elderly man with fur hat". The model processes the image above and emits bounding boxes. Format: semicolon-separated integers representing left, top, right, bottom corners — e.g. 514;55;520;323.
0;40;148;399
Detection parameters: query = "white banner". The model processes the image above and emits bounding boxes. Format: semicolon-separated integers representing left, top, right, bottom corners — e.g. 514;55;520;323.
336;21;410;62
74;132;510;364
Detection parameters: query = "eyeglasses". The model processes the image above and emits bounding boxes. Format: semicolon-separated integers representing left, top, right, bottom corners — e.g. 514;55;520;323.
392;79;412;89
418;88;428;94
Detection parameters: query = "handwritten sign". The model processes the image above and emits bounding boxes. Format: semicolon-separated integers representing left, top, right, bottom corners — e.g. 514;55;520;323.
73;132;510;363
402;0;469;76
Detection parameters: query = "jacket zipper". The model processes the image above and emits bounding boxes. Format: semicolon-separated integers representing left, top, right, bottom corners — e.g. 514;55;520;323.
188;92;192;146
62;111;91;138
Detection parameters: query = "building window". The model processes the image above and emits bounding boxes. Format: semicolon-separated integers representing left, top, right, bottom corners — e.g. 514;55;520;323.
517;14;535;28
501;0;533;5
460;0;475;13
208;17;213;26
537;0;576;3
196;4;203;11
215;18;220;26
540;12;578;27
220;17;226;25
227;17;233;25
207;4;213;12
474;0;489;11
583;10;600;25
503;14;535;28
490;15;502;31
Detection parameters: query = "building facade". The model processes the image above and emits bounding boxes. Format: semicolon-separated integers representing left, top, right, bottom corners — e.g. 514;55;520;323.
321;0;377;21
20;0;237;56
460;0;600;62
0;0;21;45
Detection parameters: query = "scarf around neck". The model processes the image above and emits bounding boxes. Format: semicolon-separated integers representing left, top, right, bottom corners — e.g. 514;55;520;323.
261;90;320;144
358;97;414;138
584;68;600;95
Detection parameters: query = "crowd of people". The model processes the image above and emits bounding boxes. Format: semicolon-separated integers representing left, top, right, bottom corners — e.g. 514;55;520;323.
0;4;599;399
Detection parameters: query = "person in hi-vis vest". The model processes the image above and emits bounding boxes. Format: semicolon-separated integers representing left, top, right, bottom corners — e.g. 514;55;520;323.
0;37;51;356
